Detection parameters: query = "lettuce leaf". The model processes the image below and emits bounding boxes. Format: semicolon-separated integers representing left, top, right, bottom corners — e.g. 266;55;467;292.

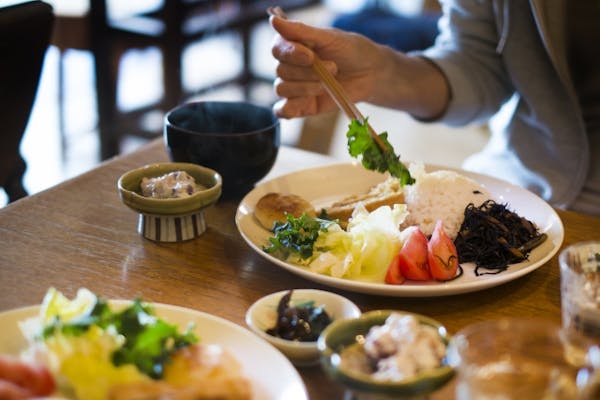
41;296;197;379
310;204;408;280
347;118;415;186
263;205;409;282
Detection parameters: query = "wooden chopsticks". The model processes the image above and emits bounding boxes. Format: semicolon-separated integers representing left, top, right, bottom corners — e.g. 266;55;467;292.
267;6;387;152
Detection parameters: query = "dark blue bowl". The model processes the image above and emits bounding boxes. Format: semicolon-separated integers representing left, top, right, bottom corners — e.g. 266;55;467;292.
164;101;280;198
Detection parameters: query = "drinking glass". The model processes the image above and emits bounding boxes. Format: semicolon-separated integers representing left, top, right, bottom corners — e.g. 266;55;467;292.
447;318;599;399
560;241;600;341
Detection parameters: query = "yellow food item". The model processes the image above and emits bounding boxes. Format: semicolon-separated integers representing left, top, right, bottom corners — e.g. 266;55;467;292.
22;288;252;400
40;287;97;324
44;326;148;400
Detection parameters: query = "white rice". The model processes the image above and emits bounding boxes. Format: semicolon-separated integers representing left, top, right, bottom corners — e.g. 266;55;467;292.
401;164;492;239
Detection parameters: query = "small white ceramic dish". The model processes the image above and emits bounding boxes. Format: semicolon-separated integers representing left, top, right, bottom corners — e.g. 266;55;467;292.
245;289;361;367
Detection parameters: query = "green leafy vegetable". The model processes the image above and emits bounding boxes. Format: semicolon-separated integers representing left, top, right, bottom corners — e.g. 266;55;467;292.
263;213;334;260
110;300;197;379
346;118;415;185
42;297;198;379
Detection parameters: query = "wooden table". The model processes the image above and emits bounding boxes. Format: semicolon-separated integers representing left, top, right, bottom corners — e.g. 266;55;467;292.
1;139;599;399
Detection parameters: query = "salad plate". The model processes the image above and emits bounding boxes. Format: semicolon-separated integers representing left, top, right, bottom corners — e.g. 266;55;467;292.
235;162;564;297
0;301;308;400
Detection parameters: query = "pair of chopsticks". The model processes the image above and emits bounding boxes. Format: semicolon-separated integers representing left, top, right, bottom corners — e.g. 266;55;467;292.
267;6;387;153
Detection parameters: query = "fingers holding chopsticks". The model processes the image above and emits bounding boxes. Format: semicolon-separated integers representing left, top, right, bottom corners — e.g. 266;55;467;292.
269;14;380;119
273;78;346;118
269;15;341;117
272;56;341;118
269;15;321;64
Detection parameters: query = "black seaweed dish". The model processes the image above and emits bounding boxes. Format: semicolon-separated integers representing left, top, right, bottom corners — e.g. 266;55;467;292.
266;289;332;342
454;200;547;275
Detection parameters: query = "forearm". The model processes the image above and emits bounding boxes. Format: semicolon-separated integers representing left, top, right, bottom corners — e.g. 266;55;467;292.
368;45;450;120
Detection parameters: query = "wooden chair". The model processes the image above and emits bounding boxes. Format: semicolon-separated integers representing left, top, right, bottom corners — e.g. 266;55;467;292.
50;0;321;160
0;1;54;203
93;0;323;160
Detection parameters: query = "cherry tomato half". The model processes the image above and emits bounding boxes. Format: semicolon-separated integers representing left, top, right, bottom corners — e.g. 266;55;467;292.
385;253;405;284
427;220;459;281
397;226;431;281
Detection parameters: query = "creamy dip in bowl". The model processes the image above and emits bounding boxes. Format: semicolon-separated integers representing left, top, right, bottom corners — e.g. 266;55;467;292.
118;162;221;242
318;310;454;399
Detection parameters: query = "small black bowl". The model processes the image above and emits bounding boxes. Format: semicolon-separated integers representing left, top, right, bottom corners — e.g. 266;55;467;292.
164;101;280;198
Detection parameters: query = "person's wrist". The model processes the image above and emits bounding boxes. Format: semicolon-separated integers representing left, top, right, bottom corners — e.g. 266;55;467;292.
409;56;451;121
379;52;449;119
366;44;401;105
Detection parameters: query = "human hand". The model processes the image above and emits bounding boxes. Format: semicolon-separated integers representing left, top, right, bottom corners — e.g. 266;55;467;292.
269;15;383;118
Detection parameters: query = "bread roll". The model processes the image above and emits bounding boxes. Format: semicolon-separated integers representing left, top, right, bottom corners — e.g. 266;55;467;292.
254;192;316;230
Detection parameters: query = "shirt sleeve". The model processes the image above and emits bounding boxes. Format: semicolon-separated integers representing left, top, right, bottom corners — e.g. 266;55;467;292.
414;0;515;126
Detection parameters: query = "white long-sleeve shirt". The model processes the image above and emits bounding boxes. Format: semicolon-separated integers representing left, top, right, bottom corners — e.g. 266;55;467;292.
419;0;598;215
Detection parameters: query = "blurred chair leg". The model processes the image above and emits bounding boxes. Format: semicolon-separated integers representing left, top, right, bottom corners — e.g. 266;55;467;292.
89;0;121;160
94;49;119;160
57;49;68;160
297;111;340;154
240;23;252;100
4;156;28;203
0;1;52;203
162;41;184;110
94;46;121;160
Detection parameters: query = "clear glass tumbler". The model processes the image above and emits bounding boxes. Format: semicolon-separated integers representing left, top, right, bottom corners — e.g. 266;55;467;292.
559;241;600;341
447;318;599;399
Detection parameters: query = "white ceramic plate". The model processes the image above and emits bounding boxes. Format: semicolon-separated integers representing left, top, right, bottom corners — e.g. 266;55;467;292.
0;301;308;400
235;162;564;297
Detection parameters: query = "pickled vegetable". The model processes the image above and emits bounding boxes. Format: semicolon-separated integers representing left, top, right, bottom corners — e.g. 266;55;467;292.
266;290;332;342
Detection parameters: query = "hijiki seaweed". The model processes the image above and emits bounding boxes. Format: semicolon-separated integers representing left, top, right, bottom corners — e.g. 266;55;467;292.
454;200;547;275
266;289;332;342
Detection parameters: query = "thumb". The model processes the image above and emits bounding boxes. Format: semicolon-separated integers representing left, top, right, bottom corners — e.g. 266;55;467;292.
270;15;325;51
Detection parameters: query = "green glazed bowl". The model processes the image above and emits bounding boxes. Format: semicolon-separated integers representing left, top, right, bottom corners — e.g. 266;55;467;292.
318;310;454;399
117;162;222;242
118;162;221;216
